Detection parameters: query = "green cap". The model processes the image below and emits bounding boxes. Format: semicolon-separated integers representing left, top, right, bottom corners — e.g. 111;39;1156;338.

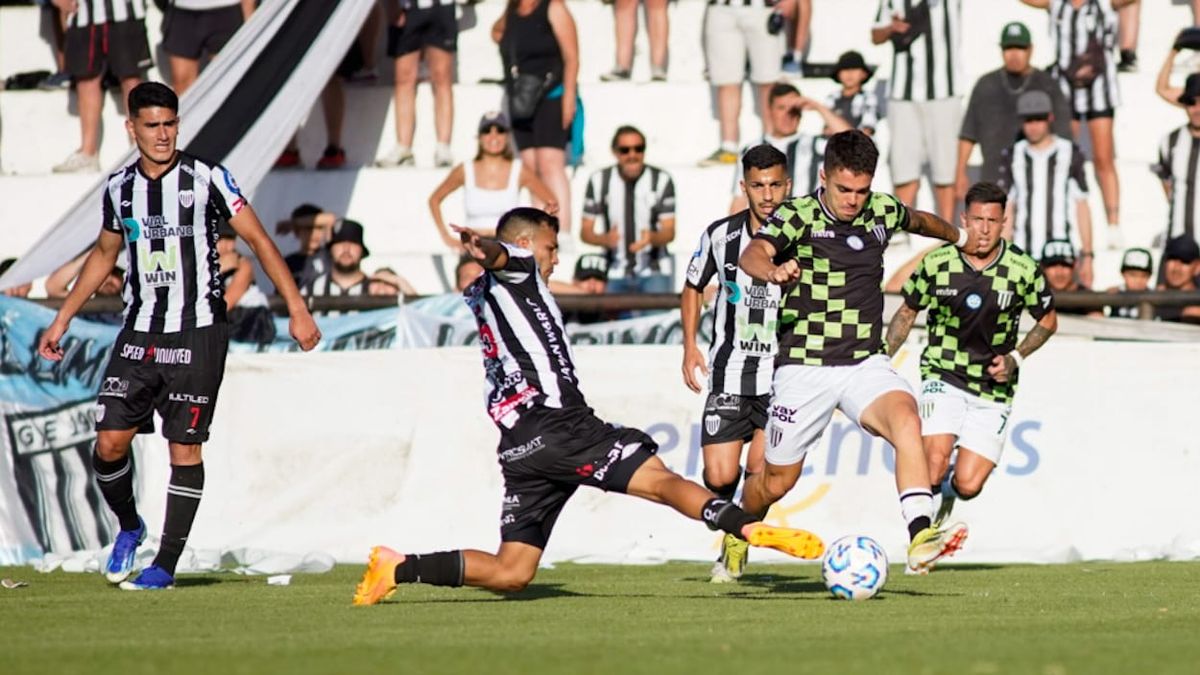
1000;21;1031;48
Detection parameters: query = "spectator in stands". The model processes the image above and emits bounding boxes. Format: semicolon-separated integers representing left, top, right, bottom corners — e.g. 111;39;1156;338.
580;126;676;293
730;83;850;213
957;21;1071;195
375;0;457;168
1153;61;1200;249
1000;90;1094;287
872;0;963;221
1104;247;1152;319
1019;0;1137;249
162;0;253;95
824;51;879;135
697;0;790;166
455;255;484;292
1156;235;1200;323
278;203;334;290
1040;240;1100;316
367;267;418;297
1116;1;1138;72
216;220;276;343
601;0;668;82
494;0;579;233
428;111;558;251
52;0;152;173
46;251;123;299
0;259;32;298
781;0;811;75
303;219;372;298
562;253;611;324
37;2;70;90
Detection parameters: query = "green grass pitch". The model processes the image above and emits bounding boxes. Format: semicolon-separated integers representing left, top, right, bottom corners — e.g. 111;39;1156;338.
2;561;1198;675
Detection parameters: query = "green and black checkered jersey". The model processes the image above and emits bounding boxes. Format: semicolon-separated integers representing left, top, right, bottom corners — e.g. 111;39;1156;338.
755;190;910;366
901;241;1055;404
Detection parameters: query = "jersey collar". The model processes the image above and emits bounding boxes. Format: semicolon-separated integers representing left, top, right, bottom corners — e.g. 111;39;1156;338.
960;239;1006;273
136;151;181;182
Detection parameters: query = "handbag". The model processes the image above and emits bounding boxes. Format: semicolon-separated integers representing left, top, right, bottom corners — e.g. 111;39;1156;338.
1066;35;1106;88
507;68;554;123
890;1;931;53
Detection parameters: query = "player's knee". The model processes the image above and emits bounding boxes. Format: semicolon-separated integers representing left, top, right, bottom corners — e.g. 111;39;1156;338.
493;567;535;593
702;468;740;498
762;472;796;501
94;438;130;462
952;475;984;500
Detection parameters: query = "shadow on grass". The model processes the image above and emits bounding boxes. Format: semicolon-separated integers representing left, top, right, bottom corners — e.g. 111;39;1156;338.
174;577;225;588
934;563;1005;573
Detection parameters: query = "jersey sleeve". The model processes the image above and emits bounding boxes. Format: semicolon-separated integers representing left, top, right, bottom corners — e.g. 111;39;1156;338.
209;164;248;220
656;174;677;220
684;228;718;291
1153;133;1173;181
494;242;539;284
882;193;912;234
901;255;933;310
101;187;121;234
1023;263;1056;320
582;172;603;218
861;91;880;130
1068;144;1089;200
754;202;802;254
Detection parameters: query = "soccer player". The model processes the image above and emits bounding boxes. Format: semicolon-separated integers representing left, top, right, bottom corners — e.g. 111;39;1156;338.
886;182;1058;529
352;208;824;605
682;144;790;583
37;82;321;590
738;129;975;574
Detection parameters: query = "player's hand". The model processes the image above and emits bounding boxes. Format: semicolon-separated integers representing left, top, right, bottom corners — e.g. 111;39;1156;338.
37;319;70;362
890;15;910;34
542;200;560;217
961;227;983;254
628;230;653;254
290;310;322;352
451;224;487;261
987;354;1016;383
602;228;621;249
681;344;710;394
562;95;576;131
768;259;801;285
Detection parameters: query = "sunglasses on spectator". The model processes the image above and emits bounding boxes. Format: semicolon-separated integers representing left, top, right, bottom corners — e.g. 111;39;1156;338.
616;145;646;155
1022;115;1050;122
481;125;508;135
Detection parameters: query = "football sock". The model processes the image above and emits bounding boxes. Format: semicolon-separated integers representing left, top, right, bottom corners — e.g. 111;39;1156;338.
153;463;204;575
92;451;140;531
940;472;961;501
394;551;464;587
899;488;934;541
701;498;757;540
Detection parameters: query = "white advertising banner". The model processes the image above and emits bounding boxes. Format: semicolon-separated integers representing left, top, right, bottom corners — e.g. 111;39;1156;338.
47;340;1199;569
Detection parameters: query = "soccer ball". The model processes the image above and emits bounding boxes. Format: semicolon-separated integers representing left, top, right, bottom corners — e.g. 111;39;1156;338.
821;535;889;601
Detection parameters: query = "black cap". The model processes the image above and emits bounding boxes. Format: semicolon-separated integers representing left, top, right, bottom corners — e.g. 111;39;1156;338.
1120;248;1153;274
327;219;370;258
1179;74;1200;106
1041;240;1076;266
1164;235;1200;263
574;254;609;282
831;50;873;84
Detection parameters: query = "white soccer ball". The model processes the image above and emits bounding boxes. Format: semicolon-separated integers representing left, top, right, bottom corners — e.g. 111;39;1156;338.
821;535;889;601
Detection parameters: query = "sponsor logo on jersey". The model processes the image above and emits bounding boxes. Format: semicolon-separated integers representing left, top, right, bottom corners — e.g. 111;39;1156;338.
723;280;742;304
498;436;545;463
99;377;128;398
131;345;192;365
737;284;779;310
167;393;210;404
811;230;836;239
592;440;641;482
871;225;887;244
706;392;741;413
716;229;742;246
935;288;958;297
122;218;141;243
139;242;180;287
488;385;539;429
178;190;195;208
120;343;145;360
736;317;777;354
770;404;798;424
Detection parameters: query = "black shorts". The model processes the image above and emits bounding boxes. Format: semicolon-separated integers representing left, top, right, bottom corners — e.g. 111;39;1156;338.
1075;108;1115;121
386;5;457;57
512;94;569;150
162;5;244;60
498;411;658;549
701;393;769;446
94;324;230;444
65;20;153;80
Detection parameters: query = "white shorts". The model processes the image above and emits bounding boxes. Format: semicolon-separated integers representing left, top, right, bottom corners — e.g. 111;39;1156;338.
765;355;913;466
703;5;784;86
887;98;962;186
918;379;1011;465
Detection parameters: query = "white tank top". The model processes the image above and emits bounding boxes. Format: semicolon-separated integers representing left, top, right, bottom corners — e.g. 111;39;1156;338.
463;159;522;231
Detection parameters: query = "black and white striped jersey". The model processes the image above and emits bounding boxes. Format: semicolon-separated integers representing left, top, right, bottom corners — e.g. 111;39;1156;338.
825;90;881;132
101;152;245;333
706;0;774;7
69;0;147;27
685;211;779;396
303;272;369;318
582;165;676;279
874;0;963;101
999;137;1089;259
732;134;826;201
1154;126;1200;241
1048;0;1120;115
463;244;587;430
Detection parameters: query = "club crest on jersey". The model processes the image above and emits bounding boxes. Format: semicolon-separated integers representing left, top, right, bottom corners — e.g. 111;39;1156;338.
846;235;865;251
965;293;983;310
178;190;194;208
704;414;722;436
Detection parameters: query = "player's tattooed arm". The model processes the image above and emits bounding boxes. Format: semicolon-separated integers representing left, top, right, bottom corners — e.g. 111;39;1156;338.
904;209;979;251
991;311;1057;382
452;225;509;270
885;303;919;357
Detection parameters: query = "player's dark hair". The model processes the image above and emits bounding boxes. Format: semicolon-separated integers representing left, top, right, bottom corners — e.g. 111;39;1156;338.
127;82;178;117
497;207;559;243
823;129;878;177
768;82;800;104
965;182;1008;211
610;125;645;150
741;144;787;175
290;203;322;220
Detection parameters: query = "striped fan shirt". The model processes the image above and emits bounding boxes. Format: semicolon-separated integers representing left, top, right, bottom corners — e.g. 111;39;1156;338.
463;244;587;430
874;0;963;101
582;165;676;279
69;0;147;27
1154;126;1200;241
685;211;779;396
101;152;246;333
706;0;774;6
1047;0;1120;115
825;90;881;133
999;137;1089;260
732;133;826;201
